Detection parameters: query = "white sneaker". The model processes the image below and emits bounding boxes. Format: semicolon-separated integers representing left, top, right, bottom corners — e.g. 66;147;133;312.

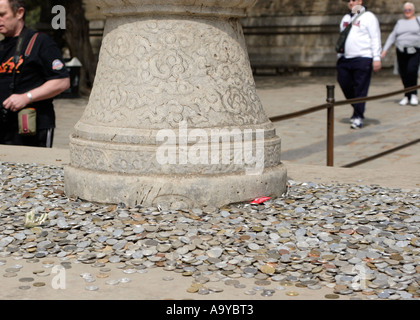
399;97;409;106
410;95;418;106
350;118;363;129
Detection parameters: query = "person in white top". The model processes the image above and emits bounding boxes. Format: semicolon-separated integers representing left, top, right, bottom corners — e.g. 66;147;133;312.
381;2;420;106
336;0;382;129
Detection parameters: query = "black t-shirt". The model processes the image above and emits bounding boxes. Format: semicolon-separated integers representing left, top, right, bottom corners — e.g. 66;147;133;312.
0;28;69;129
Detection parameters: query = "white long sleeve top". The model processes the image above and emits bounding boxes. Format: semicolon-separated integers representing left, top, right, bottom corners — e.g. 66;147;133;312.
383;17;420;52
338;10;382;61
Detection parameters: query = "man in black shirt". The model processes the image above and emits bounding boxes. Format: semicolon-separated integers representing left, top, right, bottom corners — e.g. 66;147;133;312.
0;0;70;147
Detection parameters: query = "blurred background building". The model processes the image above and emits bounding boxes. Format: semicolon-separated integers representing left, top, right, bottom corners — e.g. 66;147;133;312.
83;0;417;76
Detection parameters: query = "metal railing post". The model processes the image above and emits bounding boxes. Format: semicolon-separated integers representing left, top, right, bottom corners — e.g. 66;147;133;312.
326;85;335;167
269;83;419;168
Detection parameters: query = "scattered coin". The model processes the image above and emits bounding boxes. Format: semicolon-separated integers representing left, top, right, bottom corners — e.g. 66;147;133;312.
325;294;340;299
255;280;271;286
187;286;199;293
32;270;46;275
3;273;17;278
19;285;31;290
33;282;45;287
260;265;275;274
85;286;99;291
105;279;120;285
244;290;256;295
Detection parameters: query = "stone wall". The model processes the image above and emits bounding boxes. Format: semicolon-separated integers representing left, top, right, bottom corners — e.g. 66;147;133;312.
83;0;420;75
243;0;420;75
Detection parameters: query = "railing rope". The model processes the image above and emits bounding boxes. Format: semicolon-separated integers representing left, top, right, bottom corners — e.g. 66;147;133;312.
269;83;420;167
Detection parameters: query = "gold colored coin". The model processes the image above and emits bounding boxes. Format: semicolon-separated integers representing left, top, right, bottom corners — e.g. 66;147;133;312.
312;266;323;274
32;270;45;275
325;294;340;299
260;265;275;274
186;286;199;293
190;283;205;289
286;291;299;296
321;254;335;261
33;282;45;287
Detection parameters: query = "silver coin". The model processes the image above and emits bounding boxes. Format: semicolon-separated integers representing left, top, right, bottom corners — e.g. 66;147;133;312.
248;243;260;251
225;279;240;286
307;284;322;290
261;289;275;297
105;279;120;286
3;272;17;278
243;267;258;275
123;269;137;274
244;290;256;295
198;288;210;295
19;285;31;290
85;285;99;291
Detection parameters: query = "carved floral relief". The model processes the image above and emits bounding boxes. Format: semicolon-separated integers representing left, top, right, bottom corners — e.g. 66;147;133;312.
81;16;268;130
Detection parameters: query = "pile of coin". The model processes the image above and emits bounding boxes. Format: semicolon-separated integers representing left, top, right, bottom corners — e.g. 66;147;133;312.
0;162;419;299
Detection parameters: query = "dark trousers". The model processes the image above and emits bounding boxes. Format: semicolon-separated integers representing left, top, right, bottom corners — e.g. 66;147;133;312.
337;57;373;119
396;48;420;98
0;127;54;148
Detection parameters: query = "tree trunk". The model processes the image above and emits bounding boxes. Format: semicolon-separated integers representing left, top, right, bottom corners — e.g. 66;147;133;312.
55;0;98;96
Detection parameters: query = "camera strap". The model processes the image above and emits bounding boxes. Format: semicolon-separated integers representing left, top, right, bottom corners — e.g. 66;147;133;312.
9;27;40;95
9;26;27;94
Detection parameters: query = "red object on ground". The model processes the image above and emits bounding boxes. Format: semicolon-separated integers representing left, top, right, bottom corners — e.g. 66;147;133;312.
250;197;271;204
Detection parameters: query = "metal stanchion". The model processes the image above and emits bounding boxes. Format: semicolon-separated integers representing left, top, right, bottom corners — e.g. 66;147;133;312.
326;85;335;167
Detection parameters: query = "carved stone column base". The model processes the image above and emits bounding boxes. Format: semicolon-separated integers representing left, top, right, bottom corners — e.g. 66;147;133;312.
64;1;287;209
65;164;287;209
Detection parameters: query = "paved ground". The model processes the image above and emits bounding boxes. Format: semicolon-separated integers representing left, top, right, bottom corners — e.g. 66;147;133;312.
0;74;419;305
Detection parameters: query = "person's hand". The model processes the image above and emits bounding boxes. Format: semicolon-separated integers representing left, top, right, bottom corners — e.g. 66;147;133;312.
373;60;382;72
2;93;31;112
380;51;387;59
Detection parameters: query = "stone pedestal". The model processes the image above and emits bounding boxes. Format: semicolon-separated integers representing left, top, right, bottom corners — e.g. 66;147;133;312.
65;0;287;209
